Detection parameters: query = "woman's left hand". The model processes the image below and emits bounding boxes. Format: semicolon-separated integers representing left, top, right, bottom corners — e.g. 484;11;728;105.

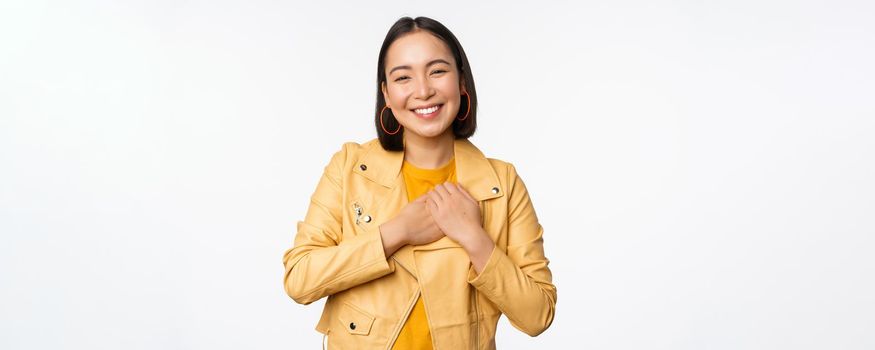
425;182;496;273
424;182;486;249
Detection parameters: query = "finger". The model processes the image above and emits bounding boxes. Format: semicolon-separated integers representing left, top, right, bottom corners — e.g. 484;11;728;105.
426;190;443;208
432;183;452;202
443;181;461;196
424;196;435;213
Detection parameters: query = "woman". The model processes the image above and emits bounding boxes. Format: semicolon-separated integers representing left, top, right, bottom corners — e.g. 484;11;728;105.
283;16;556;349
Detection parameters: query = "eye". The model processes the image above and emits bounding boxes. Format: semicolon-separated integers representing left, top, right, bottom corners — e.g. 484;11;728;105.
431;69;447;75
394;76;410;82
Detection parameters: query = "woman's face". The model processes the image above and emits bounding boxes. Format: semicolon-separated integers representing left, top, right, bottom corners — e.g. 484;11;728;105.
381;30;464;141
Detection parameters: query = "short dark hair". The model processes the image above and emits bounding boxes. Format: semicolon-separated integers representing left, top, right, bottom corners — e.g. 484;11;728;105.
375;16;478;151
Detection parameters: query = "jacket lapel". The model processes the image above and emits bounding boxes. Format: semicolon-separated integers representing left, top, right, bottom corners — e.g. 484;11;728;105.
354;138;504;201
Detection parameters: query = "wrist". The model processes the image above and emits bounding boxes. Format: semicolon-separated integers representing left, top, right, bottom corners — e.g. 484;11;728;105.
461;227;492;254
379;219;408;257
464;228;494;274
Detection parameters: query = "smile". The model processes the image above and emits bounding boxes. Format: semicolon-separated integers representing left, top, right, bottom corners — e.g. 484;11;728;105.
412;104;443;118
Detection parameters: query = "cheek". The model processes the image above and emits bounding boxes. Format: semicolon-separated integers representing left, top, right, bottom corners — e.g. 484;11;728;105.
387;85;411;108
437;82;462;110
436;79;461;100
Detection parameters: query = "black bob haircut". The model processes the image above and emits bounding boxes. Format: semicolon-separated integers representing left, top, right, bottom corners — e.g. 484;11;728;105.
375;16;478;151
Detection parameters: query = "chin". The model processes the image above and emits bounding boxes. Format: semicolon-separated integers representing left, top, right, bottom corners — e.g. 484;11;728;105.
408;124;453;138
409;129;445;138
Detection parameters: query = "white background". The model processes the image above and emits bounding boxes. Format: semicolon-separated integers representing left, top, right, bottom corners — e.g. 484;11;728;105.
2;0;874;349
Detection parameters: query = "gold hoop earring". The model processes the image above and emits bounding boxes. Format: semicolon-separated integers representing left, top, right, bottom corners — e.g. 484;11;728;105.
457;93;471;121
380;105;401;135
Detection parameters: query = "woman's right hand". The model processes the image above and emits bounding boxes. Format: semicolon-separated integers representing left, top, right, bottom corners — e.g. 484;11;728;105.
379;195;444;257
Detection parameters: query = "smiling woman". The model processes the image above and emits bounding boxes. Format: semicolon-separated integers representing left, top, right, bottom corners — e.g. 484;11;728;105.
375;17;477;154
282;16;556;350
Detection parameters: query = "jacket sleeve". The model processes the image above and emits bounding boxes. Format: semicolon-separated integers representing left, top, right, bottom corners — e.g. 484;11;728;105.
282;143;395;305
467;163;557;336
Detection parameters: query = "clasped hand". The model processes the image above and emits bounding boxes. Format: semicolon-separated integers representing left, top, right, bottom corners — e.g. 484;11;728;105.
389;182;485;250
423;182;484;247
380;182;495;272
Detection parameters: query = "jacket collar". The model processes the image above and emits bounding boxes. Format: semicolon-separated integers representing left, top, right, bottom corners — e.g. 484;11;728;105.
353;138;503;201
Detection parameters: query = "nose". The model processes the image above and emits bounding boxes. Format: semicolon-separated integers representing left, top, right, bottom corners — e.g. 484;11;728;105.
413;74;435;100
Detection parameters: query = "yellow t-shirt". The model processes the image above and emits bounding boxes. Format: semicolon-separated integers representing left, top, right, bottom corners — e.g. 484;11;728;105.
391;157;457;350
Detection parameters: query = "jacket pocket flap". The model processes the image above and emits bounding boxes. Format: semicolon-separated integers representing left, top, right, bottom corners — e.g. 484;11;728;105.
337;302;375;336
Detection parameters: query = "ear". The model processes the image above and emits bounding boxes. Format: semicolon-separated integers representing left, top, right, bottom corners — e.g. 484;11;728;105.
459;78;467;95
381;81;391;108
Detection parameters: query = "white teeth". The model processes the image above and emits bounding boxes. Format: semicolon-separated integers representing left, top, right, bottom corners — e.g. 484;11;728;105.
414;105;440;115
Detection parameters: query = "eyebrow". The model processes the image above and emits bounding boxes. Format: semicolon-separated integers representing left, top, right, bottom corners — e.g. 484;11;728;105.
388;59;452;75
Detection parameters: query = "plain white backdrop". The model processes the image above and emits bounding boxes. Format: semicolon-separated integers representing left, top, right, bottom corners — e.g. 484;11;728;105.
2;0;874;349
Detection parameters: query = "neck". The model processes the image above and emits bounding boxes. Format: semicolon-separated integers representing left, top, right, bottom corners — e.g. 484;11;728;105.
402;130;455;169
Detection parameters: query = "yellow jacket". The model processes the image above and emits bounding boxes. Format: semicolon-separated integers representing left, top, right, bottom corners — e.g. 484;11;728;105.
283;138;556;349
